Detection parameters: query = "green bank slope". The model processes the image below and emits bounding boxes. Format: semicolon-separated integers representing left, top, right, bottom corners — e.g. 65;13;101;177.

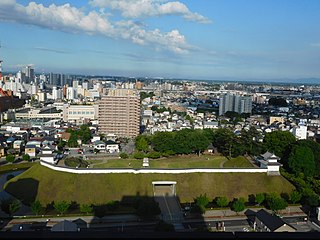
4;164;295;205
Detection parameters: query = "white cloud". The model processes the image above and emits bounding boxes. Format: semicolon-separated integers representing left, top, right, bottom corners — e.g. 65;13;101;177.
89;0;211;24
0;1;193;54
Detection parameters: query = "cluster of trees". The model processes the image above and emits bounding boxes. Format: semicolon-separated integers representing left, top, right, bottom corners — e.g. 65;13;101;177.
1;197;161;219
268;97;288;107
140;92;155;101
192;192;297;215
135;129;210;158
67;124;93;147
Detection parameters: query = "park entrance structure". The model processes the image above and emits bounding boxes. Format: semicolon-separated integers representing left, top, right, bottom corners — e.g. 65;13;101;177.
152;181;177;196
152;181;184;227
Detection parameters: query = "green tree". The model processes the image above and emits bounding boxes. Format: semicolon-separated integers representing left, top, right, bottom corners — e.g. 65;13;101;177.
240;127;263;155
54;201;71;215
0;198;21;216
67;133;79;148
231;199;246;214
78;124;92;144
80;204;93;214
288;145;315;177
290;191;302;204
266;194;288;213
135;135;149;152
194;194;210;214
215;197;229;208
255;193;265;205
22;154;30;162
212;128;238;158
6;154;15;163
296;140;320;177
31;200;43;216
185;115;194;125
151;132;176;153
264;131;296;159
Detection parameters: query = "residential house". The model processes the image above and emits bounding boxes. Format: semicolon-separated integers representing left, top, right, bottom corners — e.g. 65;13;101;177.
93;140;106;152
254;209;296;232
106;140;119;153
39;146;56;164
25;145;37;157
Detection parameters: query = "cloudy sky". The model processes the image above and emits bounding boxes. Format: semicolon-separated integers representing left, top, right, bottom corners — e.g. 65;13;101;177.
0;0;319;81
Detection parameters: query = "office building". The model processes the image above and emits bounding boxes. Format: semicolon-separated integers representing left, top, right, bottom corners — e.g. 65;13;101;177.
219;93;252;115
98;89;140;138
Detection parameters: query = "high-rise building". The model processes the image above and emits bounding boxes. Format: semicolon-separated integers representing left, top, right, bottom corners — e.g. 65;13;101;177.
219;93;252;115
22;65;34;83
98;89;140;138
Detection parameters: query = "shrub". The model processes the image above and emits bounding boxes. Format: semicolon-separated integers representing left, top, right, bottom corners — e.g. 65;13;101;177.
132;151;145;159
6;154;15;163
147;151;161;159
119;152;129;159
22;154;30;162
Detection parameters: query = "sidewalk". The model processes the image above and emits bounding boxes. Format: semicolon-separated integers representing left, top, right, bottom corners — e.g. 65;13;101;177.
185;205;307;221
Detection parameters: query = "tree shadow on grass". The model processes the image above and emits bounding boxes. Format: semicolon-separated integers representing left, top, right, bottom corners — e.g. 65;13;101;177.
4;178;39;205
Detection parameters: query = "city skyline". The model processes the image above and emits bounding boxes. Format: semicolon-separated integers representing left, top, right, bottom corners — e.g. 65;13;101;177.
0;0;320;82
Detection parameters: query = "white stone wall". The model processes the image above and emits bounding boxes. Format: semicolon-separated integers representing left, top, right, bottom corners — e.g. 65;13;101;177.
40;161;268;174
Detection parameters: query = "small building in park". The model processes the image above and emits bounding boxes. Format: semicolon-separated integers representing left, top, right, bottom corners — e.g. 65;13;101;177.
39;145;56;164
255;151;282;175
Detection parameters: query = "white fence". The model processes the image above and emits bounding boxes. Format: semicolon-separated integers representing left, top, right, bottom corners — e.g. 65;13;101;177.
40;161;268;174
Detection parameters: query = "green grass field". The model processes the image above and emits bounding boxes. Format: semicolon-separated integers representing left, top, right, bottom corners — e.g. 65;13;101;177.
0;162;36;174
223;156;254;168
4;163;295;205
90;155;232;169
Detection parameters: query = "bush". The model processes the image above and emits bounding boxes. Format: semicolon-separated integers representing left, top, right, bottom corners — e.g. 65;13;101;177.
119;152;129;159
6;154;15;163
132;151;145;159
147;151;161;159
22;154;30;162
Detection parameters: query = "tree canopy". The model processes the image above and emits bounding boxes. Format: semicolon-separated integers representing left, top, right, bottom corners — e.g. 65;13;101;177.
288;145;315;177
263;131;296;159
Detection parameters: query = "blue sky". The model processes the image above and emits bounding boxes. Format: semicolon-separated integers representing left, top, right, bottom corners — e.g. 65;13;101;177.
0;0;320;81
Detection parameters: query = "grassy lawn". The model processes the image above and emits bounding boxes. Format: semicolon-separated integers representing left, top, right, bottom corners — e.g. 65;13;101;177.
0;162;36;174
223;156;254;168
91;155;228;169
5;163;295;205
